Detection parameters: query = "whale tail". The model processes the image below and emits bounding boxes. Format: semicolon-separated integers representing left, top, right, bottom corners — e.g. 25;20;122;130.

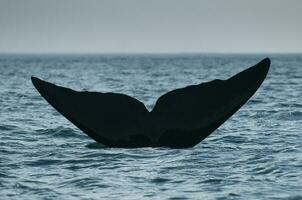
32;58;270;148
152;58;270;147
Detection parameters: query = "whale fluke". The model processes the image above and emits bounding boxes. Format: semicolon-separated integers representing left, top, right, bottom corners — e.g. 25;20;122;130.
31;58;270;148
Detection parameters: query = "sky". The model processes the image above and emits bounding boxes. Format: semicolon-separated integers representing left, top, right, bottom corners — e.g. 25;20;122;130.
0;0;301;54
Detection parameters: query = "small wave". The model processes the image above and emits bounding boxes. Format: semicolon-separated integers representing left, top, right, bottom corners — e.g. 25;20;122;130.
24;158;62;167
219;135;247;144
35;126;86;139
13;182;32;190
248;99;264;104
59;177;109;189
199;178;223;184
228;193;241;197
290;111;302;120
255;165;279;175
151;177;170;184
277;111;302;121
169;197;189;200
0;124;19;131
60;158;97;165
0;172;16;179
86;142;108;149
282;195;302;200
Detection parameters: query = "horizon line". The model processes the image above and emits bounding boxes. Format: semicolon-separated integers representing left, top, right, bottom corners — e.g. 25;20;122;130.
0;51;302;55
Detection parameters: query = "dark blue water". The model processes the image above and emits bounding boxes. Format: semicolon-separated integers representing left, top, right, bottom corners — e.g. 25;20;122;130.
0;54;301;199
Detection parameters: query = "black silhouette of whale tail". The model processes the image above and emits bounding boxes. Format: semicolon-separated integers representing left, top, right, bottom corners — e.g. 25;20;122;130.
31;58;270;148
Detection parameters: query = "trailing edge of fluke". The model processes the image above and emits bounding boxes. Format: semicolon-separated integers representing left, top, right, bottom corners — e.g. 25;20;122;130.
31;58;270;148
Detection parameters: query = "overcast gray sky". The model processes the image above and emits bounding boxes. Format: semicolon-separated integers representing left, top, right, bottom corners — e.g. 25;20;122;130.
0;0;301;53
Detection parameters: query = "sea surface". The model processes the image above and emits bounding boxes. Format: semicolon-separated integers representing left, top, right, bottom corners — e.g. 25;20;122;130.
0;54;301;200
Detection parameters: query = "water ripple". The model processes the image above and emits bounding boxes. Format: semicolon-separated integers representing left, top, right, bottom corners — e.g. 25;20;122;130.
0;54;301;199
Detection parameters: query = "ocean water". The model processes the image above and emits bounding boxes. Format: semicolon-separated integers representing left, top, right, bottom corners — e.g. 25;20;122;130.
0;54;301;200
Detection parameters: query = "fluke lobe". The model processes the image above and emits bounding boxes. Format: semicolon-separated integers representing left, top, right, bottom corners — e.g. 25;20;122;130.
31;58;270;148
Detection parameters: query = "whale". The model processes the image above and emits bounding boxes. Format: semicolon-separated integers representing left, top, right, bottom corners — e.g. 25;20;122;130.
31;58;270;148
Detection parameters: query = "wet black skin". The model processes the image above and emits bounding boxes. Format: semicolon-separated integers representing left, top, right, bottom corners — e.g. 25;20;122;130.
32;58;270;148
